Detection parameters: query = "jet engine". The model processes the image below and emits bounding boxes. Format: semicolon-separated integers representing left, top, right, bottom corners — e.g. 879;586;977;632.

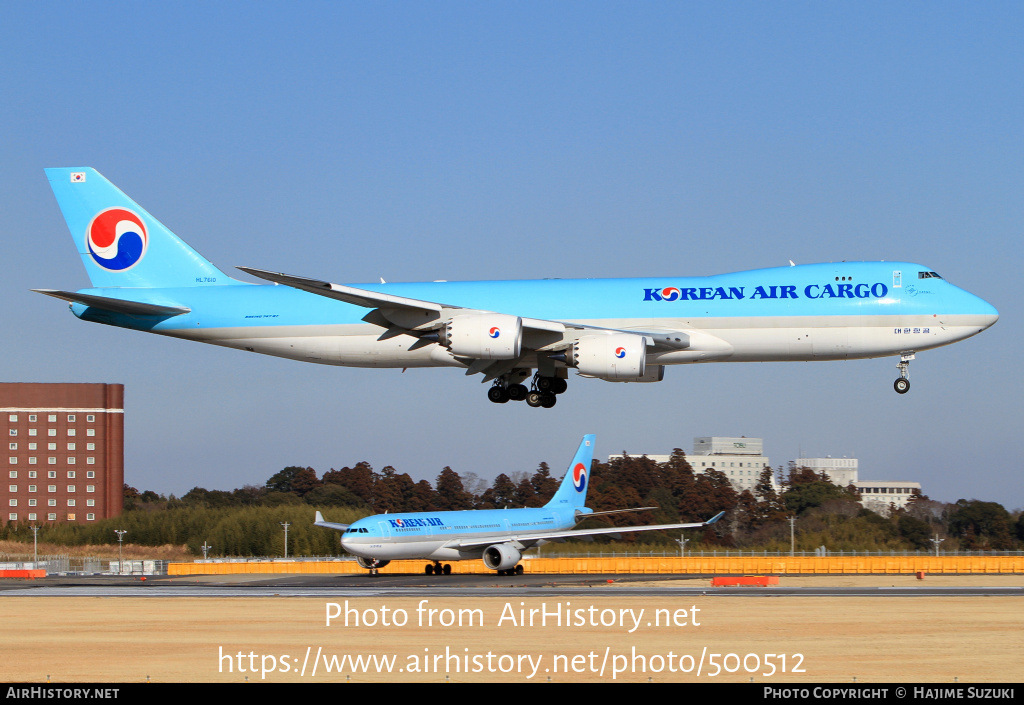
482;543;522;571
571;334;649;381
355;556;390;570
437;313;523;359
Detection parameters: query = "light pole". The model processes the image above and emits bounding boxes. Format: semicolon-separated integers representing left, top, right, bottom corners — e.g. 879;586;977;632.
280;522;291;559
114;529;127;575
788;516;797;556
201;541;212;560
677;536;690;558
929;534;945;557
30;524;39;565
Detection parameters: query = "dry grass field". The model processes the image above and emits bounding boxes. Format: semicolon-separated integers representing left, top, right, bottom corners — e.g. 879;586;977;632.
2;574;1022;683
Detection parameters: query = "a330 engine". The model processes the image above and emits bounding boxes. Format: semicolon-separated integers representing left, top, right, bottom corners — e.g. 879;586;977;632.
482;543;522;571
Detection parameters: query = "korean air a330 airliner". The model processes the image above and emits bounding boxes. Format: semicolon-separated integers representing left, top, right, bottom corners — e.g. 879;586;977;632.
39;168;998;407
315;434;724;575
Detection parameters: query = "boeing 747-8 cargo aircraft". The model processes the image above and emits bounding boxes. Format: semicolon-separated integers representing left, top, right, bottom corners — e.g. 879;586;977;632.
39;168;998;407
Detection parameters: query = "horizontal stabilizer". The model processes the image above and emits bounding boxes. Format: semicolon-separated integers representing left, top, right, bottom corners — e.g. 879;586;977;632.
314;511;351;532
33;289;190;317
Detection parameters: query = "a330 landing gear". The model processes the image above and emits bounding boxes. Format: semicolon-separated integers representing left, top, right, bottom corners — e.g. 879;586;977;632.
425;562;452;575
488;373;566;408
894;352;914;394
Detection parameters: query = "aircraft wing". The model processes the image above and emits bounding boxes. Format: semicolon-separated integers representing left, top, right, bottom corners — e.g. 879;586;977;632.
314;511;351;531
236;267;697;377
453;511;726;550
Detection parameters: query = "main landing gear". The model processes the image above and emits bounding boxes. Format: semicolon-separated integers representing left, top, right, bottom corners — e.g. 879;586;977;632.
488;373;567;408
425;562;452;575
894;352;914;394
496;565;525;576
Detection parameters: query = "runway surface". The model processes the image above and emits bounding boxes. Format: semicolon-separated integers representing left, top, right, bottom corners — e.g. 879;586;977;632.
2;573;1021;598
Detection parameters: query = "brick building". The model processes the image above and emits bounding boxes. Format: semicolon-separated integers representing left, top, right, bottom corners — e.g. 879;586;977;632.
2;383;124;524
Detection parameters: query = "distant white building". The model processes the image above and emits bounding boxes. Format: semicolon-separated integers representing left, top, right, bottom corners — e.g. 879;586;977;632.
853;481;922;515
609;436;779;494
792;457;859;486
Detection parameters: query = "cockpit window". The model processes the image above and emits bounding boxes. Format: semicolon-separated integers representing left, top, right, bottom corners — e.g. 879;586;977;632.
918;271;942;279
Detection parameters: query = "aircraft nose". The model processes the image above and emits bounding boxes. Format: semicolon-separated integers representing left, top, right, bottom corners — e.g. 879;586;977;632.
976;296;999;330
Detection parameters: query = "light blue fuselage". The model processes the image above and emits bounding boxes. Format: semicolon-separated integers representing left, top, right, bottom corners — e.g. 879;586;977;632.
71;261;998;369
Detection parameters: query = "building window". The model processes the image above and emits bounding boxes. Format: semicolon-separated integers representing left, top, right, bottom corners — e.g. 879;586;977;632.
67;499;76;507
86;415;95;423
8;485;16;492
67;485;76;493
47;471;55;478
48;415;56;423
67;443;75;451
28;486;36;493
48;457;56;464
86;499;95;507
7;415;16;423
9;430;16;437
8;457;16;465
47;500;56;507
86;429;95;437
47;443;56;451
47;513;56;520
28;415;36;422
28;458;36;465
86;443;95;451
8;499;16;507
86;513;95;521
8;443;15;451
8;471;16;479
28;499;36;507
27;429;36;437
67;429;76;437
67;513;75;521
67;415;76;423
68;458;76;465
7;514;16;521
86;471;94;478
28;513;36;521
28;471;36;479
67;471;76;478
28;443;36;450
86;485;95;493
87;458;95;465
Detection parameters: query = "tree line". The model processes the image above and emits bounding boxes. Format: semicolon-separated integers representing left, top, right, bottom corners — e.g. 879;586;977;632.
3;449;1022;556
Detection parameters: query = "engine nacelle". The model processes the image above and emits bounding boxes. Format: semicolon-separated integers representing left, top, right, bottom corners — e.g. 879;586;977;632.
355;556;390;570
482;543;522;571
572;334;649;381
590;365;665;383
439;313;523;360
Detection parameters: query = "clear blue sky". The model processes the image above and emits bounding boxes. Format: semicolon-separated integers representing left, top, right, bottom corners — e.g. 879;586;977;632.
3;2;1020;509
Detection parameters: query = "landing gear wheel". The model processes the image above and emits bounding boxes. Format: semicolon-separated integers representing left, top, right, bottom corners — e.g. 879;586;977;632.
540;392;557;408
894;378;910;394
443;564;452;575
536;376;555;392
507;383;528;401
487;385;510;404
425;564;434;575
551;377;567;394
526;391;543;407
515;564;524;575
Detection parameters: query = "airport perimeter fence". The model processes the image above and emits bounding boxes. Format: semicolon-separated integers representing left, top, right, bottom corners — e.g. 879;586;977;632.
533;548;1024;558
0;554;171;576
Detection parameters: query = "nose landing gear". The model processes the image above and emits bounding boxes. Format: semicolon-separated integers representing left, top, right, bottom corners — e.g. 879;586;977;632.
894;352;914;394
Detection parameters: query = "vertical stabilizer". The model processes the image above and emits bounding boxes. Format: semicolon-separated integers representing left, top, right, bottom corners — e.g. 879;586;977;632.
545;434;596;510
45;167;236;289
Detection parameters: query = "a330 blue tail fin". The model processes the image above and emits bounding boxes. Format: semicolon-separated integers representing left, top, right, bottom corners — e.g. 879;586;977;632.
45;167;236;289
545;434;596;510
